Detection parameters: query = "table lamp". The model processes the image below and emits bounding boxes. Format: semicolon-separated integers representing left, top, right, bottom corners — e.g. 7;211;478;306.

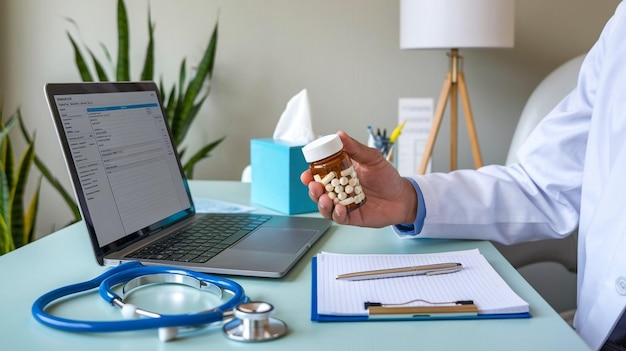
400;0;515;174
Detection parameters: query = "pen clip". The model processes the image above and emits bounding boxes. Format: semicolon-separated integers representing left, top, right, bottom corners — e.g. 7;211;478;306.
425;266;462;276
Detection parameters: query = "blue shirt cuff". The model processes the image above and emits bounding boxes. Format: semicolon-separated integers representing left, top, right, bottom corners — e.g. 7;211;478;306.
392;177;426;236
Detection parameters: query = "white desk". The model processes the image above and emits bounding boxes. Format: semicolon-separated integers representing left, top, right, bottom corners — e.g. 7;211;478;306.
0;181;590;350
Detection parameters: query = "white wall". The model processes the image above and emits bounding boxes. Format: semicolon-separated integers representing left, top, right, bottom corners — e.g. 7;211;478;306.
0;0;620;236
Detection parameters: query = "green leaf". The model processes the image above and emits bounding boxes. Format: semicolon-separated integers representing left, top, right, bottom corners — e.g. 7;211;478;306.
140;7;155;81
0;162;11;241
9;138;35;249
178;23;218;142
99;42;113;67
1;114;17;193
182;136;225;178
177;93;208;145
24;176;42;245
165;84;177;126
87;48;110;81
116;0;130;81
0;211;13;255
16;112;80;222
0;112;17;142
67;32;93;82
171;59;187;144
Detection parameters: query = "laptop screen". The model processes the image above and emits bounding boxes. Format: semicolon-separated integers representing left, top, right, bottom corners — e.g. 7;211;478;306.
48;83;193;252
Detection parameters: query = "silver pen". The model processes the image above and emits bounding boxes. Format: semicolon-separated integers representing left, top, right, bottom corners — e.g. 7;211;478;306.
336;262;462;281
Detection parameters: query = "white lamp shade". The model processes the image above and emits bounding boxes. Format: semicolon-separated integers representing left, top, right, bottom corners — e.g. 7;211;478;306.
400;0;515;49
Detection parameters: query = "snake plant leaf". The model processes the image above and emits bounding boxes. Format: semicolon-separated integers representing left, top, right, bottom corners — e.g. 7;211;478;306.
1;114;17;193
176;93;208;145
16;111;80;222
182;136;225;178
140;8;155;81
87;48;110;82
0;107;14;254
165;85;177;126
99;42;113;67
0;112;17;142
9;138;35;249
116;0;130;81
177;23;218;141
0;206;13;254
0;163;9;231
24;176;42;245
67;32;93;82
171;59;188;144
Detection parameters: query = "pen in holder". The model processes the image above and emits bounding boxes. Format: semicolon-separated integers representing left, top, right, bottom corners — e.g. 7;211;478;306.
367;120;406;163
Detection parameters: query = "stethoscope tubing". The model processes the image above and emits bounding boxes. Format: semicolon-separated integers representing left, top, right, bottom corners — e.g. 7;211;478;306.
32;261;247;333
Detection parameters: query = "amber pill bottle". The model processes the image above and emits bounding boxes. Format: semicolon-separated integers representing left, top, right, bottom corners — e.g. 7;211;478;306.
302;134;366;212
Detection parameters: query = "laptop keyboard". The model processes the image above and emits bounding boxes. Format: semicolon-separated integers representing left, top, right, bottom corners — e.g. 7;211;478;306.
128;213;271;263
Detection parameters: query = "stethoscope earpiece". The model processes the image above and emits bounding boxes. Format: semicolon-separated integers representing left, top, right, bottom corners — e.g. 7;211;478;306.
223;301;288;342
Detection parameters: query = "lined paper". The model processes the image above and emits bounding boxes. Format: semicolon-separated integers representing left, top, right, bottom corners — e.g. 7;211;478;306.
316;249;529;316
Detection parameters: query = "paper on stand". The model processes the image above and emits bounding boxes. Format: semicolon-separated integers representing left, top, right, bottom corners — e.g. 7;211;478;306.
272;89;316;144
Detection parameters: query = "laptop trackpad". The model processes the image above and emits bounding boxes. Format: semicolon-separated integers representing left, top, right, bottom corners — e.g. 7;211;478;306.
232;227;317;254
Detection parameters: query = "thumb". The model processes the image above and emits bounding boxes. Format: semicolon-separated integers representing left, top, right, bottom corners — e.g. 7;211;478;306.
337;130;383;164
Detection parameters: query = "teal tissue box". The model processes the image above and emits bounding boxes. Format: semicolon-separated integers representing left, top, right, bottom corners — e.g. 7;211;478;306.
250;138;318;214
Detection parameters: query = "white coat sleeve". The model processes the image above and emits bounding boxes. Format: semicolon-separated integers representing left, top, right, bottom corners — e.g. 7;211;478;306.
401;45;600;245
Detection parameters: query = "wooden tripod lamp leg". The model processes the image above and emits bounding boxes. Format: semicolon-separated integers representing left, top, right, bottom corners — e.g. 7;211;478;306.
457;72;483;169
418;73;452;174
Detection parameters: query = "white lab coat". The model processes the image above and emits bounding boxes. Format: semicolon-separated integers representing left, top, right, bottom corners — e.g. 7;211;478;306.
402;2;626;349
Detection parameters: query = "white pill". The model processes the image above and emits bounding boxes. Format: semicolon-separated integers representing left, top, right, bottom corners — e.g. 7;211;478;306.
331;178;340;187
314;174;322;182
340;197;355;206
325;183;334;192
345;185;354;194
337;192;347;200
349;178;357;187
339;176;349;185
328;192;337;200
355;194;363;204
354;185;362;195
334;185;344;194
321;172;336;185
341;166;354;177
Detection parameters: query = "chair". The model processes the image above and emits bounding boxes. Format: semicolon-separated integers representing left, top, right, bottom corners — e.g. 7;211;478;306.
241;164;252;183
493;54;585;323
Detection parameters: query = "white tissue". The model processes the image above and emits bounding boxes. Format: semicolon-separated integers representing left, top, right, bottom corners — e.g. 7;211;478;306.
272;89;316;144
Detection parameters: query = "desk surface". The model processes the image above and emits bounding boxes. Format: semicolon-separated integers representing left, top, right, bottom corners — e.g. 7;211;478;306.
0;181;589;350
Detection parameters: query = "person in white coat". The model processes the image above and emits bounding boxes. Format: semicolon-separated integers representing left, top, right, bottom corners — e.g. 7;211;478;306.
301;2;626;350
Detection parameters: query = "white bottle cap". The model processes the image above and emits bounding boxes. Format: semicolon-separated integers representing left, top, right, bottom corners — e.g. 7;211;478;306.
302;134;343;163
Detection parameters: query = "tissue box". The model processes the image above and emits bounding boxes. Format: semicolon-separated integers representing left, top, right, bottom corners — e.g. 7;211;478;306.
250;138;318;214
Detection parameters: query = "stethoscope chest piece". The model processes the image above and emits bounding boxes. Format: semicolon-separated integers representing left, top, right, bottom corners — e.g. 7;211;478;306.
223;301;287;342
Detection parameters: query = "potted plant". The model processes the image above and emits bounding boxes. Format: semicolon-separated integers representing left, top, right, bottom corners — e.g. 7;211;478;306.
0;108;80;255
66;0;224;178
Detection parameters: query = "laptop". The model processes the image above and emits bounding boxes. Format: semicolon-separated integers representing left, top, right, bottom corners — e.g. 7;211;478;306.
45;81;331;278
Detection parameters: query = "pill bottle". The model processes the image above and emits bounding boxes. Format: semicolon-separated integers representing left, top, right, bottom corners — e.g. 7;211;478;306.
302;134;366;212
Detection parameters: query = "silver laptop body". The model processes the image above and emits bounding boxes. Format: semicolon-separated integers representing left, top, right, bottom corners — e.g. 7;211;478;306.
45;81;331;278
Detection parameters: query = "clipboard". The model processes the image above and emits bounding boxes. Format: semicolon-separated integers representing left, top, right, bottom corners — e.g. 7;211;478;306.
310;252;532;322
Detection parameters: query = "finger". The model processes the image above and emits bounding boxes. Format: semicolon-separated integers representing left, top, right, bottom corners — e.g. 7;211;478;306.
317;193;335;220
337;130;384;165
331;203;349;224
300;169;314;185
307;181;325;202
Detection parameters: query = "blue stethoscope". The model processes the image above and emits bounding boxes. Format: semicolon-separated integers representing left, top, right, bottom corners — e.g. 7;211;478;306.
32;261;287;342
